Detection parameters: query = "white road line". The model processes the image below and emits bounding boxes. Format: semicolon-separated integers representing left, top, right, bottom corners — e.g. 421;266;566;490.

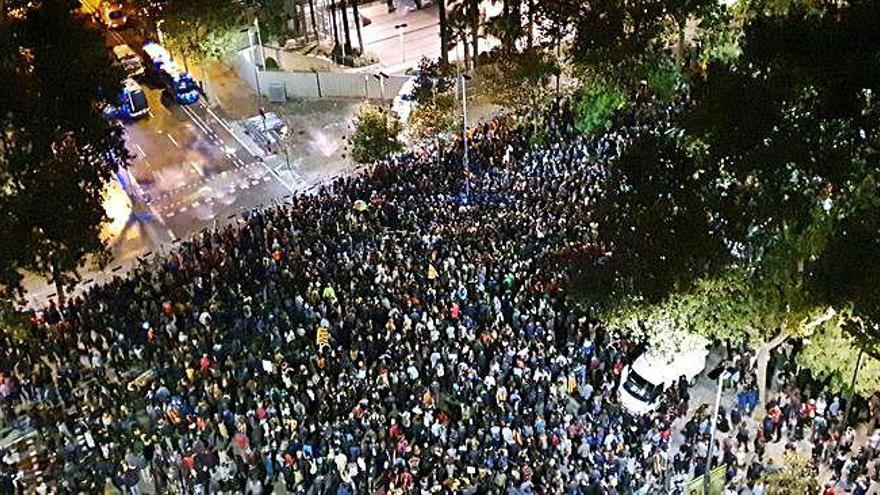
199;101;298;195
167;134;180;147
134;143;146;157
166;228;176;239
190;162;205;177
181;104;217;140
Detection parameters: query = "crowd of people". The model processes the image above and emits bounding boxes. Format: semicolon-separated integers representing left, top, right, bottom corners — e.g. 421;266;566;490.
0;101;877;494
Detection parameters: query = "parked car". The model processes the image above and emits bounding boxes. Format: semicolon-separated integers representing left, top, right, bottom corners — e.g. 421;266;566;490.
618;345;709;415
97;2;126;29
112;44;144;78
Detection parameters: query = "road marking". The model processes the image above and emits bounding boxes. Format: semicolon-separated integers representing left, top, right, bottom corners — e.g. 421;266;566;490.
134;143;146;157
190;162;205;177
166;228;176;239
167;134;180;147
181;104;217;140
199;101;298;195
178;206;188;213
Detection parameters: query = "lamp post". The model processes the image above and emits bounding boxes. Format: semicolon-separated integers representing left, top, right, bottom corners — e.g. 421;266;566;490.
373;71;389;100
241;22;264;106
395;23;408;64
703;371;730;495
460;73;471;198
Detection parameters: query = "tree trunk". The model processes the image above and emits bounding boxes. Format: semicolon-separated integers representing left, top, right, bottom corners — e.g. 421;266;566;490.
502;0;510;52
308;0;319;42
438;0;449;67
329;0;340;50
469;0;479;68
527;0;534;49
677;21;686;67
339;0;353;56
351;0;364;55
755;332;790;408
352;0;364;55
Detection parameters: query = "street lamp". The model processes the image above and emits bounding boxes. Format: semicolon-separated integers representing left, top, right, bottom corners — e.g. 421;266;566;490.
395;23;408;64
703;370;730;495
373;71;389;99
460;73;471;198
241;21;265;107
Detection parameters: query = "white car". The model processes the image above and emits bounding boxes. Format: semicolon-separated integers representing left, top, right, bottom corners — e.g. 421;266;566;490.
618;346;709;415
112;44;144;78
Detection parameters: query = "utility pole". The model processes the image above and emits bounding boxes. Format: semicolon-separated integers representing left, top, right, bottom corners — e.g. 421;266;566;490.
703;372;728;495
460;73;471;199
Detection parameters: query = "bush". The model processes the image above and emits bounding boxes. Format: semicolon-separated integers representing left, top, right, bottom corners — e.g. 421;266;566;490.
351;103;403;164
477;47;559;109
408;92;457;141
410;57;456;107
573;80;628;135
644;56;683;102
797;323;880;397
264;57;280;71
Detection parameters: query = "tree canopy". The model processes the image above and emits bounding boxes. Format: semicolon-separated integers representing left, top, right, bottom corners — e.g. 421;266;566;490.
156;0;245;68
350;104;403;164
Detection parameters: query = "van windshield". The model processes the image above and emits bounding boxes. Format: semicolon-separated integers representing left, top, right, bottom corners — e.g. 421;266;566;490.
623;370;660;403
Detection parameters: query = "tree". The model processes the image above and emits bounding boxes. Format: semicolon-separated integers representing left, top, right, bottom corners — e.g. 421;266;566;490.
575;126;730;306
683;0;880;236
0;0;129;299
158;0;244;93
338;0;353;56
572;78;628;134
351;0;364;54
680;0;880;348
808;172;880;354
350;104;403;164
761;452;820;494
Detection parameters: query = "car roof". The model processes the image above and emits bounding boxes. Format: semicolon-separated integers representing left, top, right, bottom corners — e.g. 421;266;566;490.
630;347;709;386
113;44;135;57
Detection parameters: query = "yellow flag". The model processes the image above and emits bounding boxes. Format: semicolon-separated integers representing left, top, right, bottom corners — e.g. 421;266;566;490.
316;327;330;346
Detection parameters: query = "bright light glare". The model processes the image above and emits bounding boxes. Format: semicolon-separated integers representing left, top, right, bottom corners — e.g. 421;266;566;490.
101;179;132;242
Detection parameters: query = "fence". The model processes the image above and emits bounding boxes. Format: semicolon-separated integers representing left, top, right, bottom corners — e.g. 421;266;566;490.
232;46;410;101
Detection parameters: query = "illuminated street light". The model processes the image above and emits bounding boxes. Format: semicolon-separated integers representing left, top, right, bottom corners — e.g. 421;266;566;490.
395;23;408;64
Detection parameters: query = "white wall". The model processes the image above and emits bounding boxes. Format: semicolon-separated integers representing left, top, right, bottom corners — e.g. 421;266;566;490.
233;47;409;101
